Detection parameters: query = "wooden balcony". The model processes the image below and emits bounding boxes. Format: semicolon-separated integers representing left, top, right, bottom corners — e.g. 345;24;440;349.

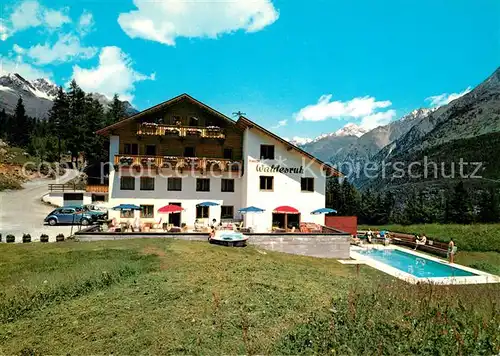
113;154;242;173
136;123;226;139
86;185;109;193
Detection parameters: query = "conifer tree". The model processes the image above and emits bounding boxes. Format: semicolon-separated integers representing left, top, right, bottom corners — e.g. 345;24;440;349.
11;97;30;147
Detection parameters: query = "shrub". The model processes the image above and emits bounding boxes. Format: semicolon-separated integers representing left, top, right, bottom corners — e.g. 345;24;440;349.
6;234;15;243
55;234;64;242
22;234;31;243
40;234;49;243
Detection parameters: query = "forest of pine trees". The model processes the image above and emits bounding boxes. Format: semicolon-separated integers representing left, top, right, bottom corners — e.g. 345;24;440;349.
326;177;500;224
0;80;126;166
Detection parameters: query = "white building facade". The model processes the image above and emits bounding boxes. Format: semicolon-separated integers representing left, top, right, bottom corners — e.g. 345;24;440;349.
99;94;339;232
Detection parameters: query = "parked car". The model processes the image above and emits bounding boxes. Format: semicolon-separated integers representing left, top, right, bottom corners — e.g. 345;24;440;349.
44;208;94;226
65;205;108;220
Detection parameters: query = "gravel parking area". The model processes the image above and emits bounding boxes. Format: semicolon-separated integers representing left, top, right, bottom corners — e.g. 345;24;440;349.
0;170;81;243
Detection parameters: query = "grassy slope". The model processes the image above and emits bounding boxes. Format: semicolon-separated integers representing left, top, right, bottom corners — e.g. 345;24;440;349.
0;239;498;355
0;239;379;354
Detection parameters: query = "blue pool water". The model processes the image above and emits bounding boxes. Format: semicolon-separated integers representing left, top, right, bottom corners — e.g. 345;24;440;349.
358;249;477;278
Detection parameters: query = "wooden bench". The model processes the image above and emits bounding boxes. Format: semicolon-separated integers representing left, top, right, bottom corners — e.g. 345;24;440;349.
389;232;450;257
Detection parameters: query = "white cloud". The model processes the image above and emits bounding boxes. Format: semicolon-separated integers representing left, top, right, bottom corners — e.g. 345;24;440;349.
117;0;279;45
70;46;155;102
425;87;472;107
19;34;97;65
78;11;95;36
295;94;392;122
0;20;11;41
359;110;397;130
43;8;71;28
2;0;71;39
272;119;287;129
0;56;52;80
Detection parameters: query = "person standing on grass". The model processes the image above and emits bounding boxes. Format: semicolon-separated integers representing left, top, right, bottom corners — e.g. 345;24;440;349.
448;238;455;263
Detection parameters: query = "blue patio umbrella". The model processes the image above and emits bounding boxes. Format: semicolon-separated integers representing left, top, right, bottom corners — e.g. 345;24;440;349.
197;201;219;207
311;208;337;215
113;204;141;211
238;206;265;213
238;206;265;231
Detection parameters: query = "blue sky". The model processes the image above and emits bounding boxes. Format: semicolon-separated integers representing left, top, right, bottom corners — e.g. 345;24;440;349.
0;0;498;142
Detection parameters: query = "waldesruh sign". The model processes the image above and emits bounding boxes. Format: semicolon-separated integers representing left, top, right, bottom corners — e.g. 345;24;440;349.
256;164;304;174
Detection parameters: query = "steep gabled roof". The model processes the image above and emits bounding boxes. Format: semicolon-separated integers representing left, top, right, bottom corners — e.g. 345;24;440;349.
96;93;235;135
95;93;342;177
236;116;342;177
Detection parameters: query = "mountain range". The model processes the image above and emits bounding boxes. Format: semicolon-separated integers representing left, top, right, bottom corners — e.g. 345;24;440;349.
296;66;500;193
0;73;138;119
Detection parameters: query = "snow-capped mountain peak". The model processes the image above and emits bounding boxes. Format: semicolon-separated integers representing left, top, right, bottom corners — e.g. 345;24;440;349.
334;123;369;137
400;107;435;122
0;73;58;100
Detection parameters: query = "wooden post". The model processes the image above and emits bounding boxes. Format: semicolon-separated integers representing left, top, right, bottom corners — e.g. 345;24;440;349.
356;264;360;276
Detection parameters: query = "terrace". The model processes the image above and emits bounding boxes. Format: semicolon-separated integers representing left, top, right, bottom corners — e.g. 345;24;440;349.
113;154;243;173
136;123;226;139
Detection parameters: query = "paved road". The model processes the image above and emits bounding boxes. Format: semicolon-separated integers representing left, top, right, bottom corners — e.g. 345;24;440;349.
0;169;80;243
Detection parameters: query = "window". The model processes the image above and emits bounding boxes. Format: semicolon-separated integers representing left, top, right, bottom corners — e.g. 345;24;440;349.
189;116;199;126
259;176;273;191
301;177;314;192
140;205;154;218
196;178;210;192
196;206;209;219
120;210;134;218
221;179;234;192
140;177;155;191
172;115;181;125
120;176;135;190
124;143;138;155
167;177;182;191
223;148;233;159
184;146;195;157
221;206;234;219
145;145;156;156
260;145;275;160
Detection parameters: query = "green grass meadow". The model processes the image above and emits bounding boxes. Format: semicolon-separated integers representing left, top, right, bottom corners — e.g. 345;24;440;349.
0;239;499;355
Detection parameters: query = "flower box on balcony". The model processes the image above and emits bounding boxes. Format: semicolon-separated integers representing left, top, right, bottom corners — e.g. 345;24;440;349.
142;122;158;127
186;128;202;136
164;127;180;136
120;157;134;165
141;157;156;165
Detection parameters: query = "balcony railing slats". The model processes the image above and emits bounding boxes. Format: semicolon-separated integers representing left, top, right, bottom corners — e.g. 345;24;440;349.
114;154;242;172
137;124;225;139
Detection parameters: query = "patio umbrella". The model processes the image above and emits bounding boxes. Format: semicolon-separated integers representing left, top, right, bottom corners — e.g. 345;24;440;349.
158;204;184;213
238;206;265;231
112;204;141;210
273;206;300;231
157;204;184;230
238;206;265;213
197;201;219;207
112;204;141;228
311;208;337;215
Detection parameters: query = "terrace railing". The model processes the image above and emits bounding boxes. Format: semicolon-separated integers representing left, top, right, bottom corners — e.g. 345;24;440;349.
85;184;109;193
137;123;225;139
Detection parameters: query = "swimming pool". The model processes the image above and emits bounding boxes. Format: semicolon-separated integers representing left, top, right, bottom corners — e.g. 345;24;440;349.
356;248;477;278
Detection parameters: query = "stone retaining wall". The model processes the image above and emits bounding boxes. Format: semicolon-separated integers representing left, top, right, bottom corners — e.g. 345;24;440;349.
248;234;350;259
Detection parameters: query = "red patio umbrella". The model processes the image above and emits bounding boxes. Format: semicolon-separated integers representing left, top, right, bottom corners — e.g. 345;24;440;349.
273;206;300;214
158;204;184;213
273;206;300;231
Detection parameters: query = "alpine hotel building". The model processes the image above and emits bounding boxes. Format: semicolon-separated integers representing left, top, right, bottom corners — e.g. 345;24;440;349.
97;94;340;232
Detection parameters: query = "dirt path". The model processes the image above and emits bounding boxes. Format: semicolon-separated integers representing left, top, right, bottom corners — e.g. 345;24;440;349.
0;169;80;242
